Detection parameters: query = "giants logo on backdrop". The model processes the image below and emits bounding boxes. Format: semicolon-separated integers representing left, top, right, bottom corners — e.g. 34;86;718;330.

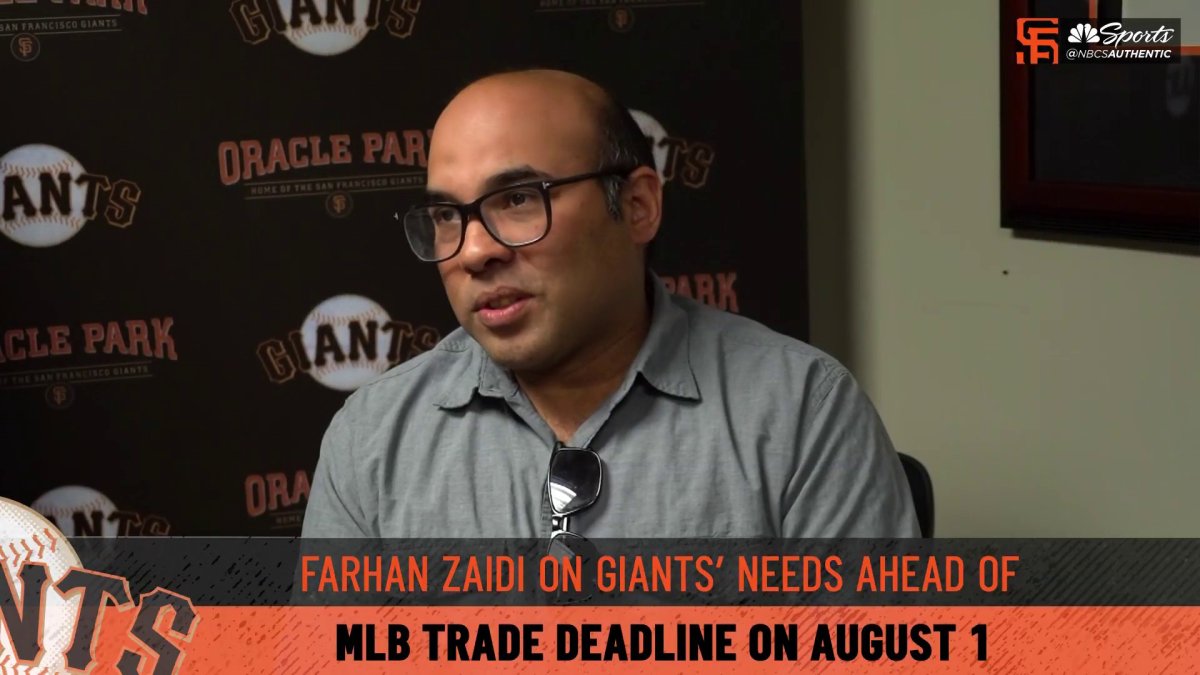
1;144;140;247
533;0;702;35
230;0;420;56
217;129;429;217
629;110;715;189
245;469;310;529
0;315;178;408
30;485;171;536
1;0;149;62
0;497;194;673
661;272;739;313
258;294;441;391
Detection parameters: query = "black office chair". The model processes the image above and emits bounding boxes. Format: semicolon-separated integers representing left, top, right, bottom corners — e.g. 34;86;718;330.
897;452;934;538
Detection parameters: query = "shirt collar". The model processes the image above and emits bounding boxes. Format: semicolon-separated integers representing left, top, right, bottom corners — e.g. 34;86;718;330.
633;273;701;400
435;273;700;409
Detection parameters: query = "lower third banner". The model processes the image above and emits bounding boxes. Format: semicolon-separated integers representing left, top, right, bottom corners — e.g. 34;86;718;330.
2;498;1199;673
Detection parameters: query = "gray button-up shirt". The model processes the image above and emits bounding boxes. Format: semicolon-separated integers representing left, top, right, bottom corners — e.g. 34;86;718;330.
302;276;919;538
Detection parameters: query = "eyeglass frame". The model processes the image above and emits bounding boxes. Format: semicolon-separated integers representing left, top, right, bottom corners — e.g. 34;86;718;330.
397;166;636;263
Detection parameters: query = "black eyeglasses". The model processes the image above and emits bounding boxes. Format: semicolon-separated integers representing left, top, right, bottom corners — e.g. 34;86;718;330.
398;167;632;262
546;444;602;558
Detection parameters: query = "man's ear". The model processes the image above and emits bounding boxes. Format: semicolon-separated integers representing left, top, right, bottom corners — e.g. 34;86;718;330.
621;166;662;246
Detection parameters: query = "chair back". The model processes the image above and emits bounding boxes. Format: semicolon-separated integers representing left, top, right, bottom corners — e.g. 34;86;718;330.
897;452;934;538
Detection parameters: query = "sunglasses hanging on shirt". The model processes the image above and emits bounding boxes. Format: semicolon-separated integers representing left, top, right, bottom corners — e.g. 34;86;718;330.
545;443;603;597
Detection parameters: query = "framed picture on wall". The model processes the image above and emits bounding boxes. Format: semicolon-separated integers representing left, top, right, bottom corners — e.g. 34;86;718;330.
1001;0;1200;243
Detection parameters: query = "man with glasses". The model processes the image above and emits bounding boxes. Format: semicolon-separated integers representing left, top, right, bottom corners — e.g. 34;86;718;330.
302;69;919;542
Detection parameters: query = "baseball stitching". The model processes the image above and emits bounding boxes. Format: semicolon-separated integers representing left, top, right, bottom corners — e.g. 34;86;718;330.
2;214;87;233
0;646;52;674
32;498;112;522
311;356;391;380
308;308;388;327
0;527;63;675
0;528;60;571
0;497;77;675
0;158;77;180
287;22;368;41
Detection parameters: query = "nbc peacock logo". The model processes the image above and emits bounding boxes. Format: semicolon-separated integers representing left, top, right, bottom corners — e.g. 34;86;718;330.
1067;23;1099;43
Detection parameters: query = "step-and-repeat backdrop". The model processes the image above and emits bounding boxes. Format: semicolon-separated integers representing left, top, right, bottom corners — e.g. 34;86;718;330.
0;0;807;535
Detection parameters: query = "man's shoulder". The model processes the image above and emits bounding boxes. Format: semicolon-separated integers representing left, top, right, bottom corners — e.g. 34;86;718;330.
338;327;475;414
677;293;845;367
673;293;850;398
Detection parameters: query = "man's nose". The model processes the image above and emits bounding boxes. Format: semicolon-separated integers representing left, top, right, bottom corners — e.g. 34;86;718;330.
457;214;513;272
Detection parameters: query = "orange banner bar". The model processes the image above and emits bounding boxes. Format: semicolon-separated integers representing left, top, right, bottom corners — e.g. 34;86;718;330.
68;605;1200;674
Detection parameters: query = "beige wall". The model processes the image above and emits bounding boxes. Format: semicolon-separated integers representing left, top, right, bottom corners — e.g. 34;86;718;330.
803;0;1200;536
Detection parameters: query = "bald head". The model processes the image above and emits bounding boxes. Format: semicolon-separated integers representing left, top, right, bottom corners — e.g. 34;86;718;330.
444;69;608;133
430;69;655;218
431;70;609;186
457;69;610;115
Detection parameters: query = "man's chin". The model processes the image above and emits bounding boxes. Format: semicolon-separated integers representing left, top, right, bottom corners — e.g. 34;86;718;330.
474;335;552;373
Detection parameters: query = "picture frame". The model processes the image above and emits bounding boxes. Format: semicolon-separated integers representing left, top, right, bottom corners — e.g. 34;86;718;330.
1001;0;1200;244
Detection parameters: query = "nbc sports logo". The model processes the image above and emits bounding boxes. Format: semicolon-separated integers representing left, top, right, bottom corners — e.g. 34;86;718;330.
1067;23;1100;43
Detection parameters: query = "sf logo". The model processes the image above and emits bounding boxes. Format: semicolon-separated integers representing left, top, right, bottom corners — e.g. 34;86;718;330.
609;7;634;33
44;384;74;410
325;191;353;218
10;34;39;62
1016;18;1059;64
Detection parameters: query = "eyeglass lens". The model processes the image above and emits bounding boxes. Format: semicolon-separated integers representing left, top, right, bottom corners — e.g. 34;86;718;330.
404;186;549;261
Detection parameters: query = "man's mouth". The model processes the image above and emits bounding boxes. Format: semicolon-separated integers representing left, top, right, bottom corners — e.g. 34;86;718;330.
484;296;522;309
474;288;532;310
473;289;533;328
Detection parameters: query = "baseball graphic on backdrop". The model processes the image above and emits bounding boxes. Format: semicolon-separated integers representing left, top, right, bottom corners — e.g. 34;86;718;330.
0;144;89;248
629;109;669;182
0;497;83;673
301;294;394;391
277;0;371;55
31;485;120;537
